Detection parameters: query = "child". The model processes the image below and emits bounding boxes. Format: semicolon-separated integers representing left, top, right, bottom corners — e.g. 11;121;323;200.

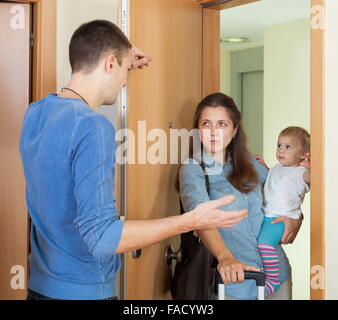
257;126;310;296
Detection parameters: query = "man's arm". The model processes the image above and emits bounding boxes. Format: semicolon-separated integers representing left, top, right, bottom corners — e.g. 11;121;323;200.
115;195;248;254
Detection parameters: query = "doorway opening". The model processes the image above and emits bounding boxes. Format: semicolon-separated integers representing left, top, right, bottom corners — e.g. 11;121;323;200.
219;0;311;299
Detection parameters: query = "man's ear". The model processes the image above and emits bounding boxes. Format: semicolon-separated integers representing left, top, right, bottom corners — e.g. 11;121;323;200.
105;55;116;74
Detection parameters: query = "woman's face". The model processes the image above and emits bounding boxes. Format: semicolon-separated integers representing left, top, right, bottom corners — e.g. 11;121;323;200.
198;106;238;155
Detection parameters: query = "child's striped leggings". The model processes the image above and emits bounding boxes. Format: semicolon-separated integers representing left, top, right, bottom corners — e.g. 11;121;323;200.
257;216;285;296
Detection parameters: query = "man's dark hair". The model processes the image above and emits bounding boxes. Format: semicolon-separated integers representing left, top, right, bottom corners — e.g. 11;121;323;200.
69;20;132;74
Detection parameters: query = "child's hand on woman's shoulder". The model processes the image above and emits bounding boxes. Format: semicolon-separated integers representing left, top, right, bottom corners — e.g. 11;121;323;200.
252;153;269;170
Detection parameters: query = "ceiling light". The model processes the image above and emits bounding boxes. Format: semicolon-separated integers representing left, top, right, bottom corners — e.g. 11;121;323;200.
221;37;249;43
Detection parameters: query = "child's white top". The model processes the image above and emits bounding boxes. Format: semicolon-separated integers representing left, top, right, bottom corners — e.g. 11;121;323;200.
263;163;310;219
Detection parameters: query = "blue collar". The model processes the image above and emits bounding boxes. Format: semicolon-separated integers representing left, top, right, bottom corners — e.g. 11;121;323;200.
192;149;232;176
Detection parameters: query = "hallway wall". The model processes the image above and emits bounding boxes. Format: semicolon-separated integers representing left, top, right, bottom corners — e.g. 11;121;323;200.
56;0;119;127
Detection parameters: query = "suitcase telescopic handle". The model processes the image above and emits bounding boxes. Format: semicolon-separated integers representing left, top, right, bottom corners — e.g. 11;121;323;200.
218;271;266;300
244;271;266;287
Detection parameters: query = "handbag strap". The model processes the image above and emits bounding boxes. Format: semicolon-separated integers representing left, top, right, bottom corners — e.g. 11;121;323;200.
200;162;210;194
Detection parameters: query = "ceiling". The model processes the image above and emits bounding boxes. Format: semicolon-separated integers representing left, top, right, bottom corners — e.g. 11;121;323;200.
220;0;311;50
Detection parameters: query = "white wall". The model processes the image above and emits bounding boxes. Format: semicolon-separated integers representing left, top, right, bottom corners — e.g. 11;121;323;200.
56;0;119;127
325;0;338;300
220;49;230;94
57;0;118;91
264;18;311;300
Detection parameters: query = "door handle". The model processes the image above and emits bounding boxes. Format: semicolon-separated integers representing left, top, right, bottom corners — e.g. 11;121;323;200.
131;249;142;259
166;246;183;266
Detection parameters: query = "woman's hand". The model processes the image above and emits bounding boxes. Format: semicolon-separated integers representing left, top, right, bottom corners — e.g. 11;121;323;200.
131;46;152;69
252;153;269;170
271;215;304;244
217;256;260;285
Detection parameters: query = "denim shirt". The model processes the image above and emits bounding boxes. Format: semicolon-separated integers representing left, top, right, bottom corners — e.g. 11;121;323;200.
179;152;291;300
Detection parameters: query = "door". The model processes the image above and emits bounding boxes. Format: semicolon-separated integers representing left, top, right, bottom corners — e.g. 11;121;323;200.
124;0;203;299
241;71;264;155
0;2;31;299
228;46;264;155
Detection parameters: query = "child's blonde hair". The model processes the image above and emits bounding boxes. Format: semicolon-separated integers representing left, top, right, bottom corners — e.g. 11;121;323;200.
279;126;310;153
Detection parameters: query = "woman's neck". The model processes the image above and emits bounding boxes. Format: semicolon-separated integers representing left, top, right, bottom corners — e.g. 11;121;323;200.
211;149;227;166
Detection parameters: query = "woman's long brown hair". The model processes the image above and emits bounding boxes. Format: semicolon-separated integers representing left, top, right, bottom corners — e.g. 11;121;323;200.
191;92;259;194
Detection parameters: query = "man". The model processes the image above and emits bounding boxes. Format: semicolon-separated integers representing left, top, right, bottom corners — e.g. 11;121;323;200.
20;20;247;300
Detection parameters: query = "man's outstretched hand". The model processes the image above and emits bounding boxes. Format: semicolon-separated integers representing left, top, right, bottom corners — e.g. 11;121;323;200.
189;195;248;231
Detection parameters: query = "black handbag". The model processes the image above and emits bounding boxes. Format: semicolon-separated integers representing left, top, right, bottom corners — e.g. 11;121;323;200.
171;162;217;300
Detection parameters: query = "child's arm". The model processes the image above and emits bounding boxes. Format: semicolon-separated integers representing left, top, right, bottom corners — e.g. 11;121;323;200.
303;169;310;184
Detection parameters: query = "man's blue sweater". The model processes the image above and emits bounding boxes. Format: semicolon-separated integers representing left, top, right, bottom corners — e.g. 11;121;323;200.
19;94;124;299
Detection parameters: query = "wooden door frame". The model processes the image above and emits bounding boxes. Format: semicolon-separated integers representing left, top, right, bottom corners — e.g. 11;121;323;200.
2;0;56;296
4;0;56;101
31;0;56;101
197;0;325;300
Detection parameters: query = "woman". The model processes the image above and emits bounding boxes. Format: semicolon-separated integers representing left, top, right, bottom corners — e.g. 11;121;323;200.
179;93;302;300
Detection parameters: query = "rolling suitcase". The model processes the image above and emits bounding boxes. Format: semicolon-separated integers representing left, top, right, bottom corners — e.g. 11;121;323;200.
218;271;266;300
